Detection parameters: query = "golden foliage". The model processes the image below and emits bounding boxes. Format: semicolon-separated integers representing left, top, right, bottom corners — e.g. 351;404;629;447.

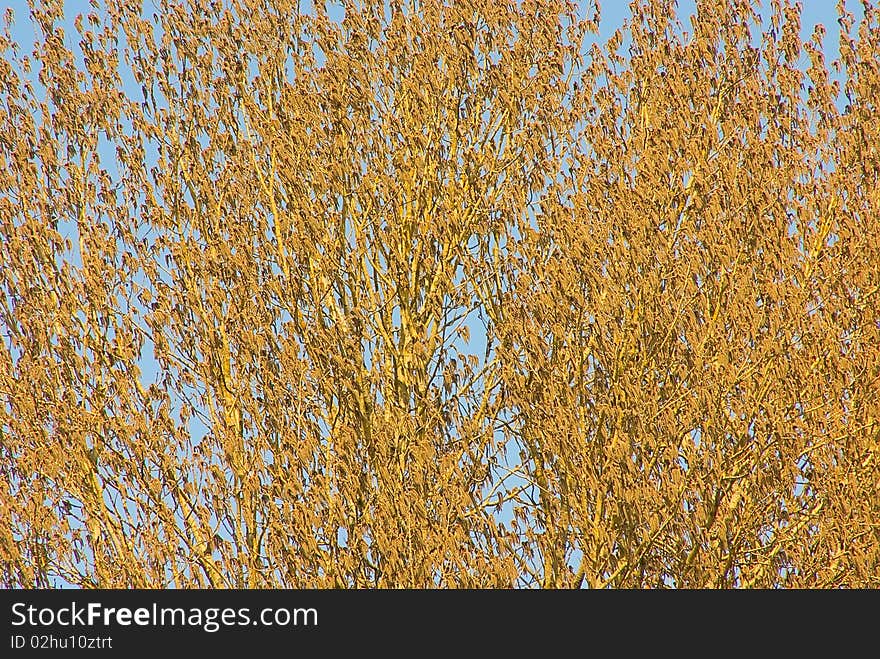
1;0;878;587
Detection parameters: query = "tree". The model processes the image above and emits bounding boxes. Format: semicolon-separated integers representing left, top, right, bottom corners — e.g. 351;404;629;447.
1;0;878;588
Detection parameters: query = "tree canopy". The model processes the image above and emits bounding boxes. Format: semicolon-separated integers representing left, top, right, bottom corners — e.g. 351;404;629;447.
1;0;879;587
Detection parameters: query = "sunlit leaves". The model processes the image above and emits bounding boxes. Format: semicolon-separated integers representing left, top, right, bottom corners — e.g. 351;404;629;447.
1;0;878;588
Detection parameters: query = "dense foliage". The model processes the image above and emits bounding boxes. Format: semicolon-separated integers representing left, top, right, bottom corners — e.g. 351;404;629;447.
2;0;878;587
